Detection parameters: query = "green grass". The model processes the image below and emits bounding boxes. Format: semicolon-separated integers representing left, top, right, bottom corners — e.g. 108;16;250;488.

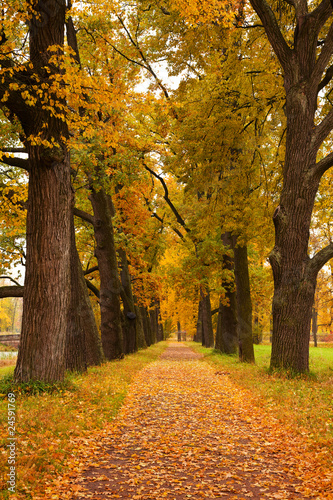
188;342;333;466
0;342;168;499
0;365;15;377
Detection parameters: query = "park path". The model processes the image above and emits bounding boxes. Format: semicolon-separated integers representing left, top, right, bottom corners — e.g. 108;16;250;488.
61;343;331;499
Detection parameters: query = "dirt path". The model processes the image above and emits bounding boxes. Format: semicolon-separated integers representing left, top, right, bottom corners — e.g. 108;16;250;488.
61;344;331;499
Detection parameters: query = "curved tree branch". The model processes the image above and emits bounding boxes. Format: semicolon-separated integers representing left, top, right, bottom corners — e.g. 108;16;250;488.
143;163;190;233
0;276;22;287
313;150;333;178
248;0;292;71
308;242;333;278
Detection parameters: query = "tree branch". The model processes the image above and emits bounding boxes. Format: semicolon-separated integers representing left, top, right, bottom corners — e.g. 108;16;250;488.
0;156;30;171
317;63;333;92
85;279;100;299
0;276;22;287
313;151;333;178
248;0;292;71
308;242;333;278
313;21;333;86
84;265;99;276
311;106;333;151
1;148;27;154
73;207;94;225
0;286;24;298
143;163;190;233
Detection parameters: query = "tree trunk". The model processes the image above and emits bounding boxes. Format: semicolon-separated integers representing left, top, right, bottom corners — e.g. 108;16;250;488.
149;306;158;344
12;0;72;383
311;306;318;348
232;239;255;363
195;300;203;343
118;248;137;354
15;154;71;382
215;232;238;354
200;289;214;347
253;311;263;345
155;301;164;342
134;305;147;349
66;214;88;373
89;188;123;360
141;306;153;346
66;213;104;371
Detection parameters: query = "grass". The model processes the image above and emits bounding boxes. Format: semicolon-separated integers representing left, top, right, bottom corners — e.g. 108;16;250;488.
0;342;168;500
0;365;15;377
188;342;333;466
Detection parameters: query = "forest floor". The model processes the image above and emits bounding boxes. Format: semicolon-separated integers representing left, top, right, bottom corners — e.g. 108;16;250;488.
52;343;333;500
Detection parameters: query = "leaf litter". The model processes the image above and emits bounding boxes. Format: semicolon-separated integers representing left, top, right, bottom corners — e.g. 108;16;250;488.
49;344;333;500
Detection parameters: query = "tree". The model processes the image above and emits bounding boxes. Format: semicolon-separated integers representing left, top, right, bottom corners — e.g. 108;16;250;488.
2;0;74;382
249;0;333;372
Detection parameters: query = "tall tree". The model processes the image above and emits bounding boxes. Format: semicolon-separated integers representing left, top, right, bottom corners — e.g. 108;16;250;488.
249;0;333;372
0;0;74;382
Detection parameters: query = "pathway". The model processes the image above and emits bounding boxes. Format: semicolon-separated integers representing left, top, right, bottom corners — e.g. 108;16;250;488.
60;343;331;499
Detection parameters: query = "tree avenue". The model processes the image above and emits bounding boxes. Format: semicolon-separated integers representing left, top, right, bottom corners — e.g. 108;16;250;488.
0;0;333;381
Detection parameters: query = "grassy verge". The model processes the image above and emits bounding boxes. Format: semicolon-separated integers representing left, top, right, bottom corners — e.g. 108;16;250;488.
188;342;333;464
0;342;168;499
0;365;15;377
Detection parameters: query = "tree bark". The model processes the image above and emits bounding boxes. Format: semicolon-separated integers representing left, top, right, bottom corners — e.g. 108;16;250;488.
66;214;88;373
149;306;158;344
232;239;255;363
0;287;23;298
89;188;123;360
311;306;318;347
66;213;104;371
249;0;333;373
118;248;137;354
215;232;238;354
134;305;147;349
141;306;154;346
200;289;214;347
195;300;203;343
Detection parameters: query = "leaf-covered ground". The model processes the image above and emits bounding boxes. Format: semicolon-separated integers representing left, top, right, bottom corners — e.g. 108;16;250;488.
51;344;333;500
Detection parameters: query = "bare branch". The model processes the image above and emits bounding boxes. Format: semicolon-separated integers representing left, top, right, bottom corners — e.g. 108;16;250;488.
73;207;94;225
313;21;333;86
0;286;23;298
248;0;292;71
1;148;27;154
313;150;333;177
144;195;185;240
317;64;333;92
308;242;333;278
0;276;22;287
0;156;30;171
143;163;190;233
311;106;333;151
84;265;99;276
85;279;100;299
